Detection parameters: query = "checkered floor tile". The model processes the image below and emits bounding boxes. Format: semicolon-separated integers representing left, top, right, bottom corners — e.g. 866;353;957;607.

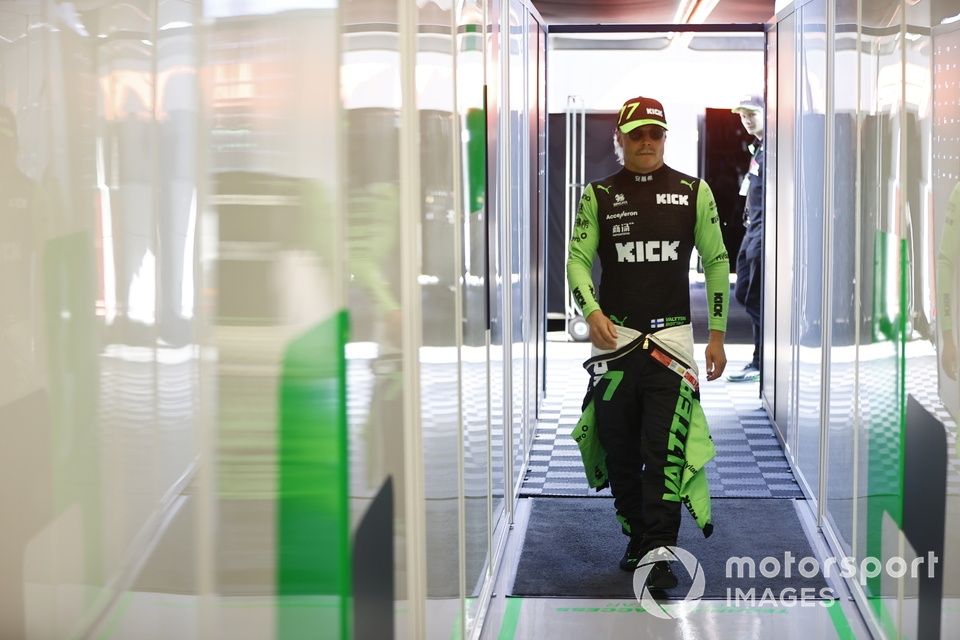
342;340;960;502
905;355;960;496
522;343;804;498
791;347;960;499
866;352;960;497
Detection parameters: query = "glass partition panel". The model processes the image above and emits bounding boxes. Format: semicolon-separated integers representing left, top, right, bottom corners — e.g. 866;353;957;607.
340;1;407;634
933;16;960;425
932;16;960;409
762;22;778;413
3;0;348;636
487;0;507;535
931;5;960;638
898;0;939;635
0;7;45;632
857;0;906;634
774;11;797;447
456;3;491;635
416;1;464;634
205;1;346;635
5;1;165;635
534;23;547;409
795;0;826;502
508;0;527;498
526;10;540;464
156;0;201;491
825;0;860;555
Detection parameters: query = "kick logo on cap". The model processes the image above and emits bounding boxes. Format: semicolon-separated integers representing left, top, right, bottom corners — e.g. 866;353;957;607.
617;96;668;133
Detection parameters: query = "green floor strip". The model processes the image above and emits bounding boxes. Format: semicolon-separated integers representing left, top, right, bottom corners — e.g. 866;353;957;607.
450;609;463;640
826;600;856;640
498;598;523;640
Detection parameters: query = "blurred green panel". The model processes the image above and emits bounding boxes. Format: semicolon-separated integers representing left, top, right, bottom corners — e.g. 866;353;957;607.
465;107;486;215
277;311;350;640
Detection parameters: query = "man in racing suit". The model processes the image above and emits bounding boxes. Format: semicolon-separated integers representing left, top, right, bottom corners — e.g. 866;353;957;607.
567;95;729;589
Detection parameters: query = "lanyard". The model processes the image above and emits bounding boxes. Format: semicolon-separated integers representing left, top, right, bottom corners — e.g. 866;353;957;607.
648;346;699;392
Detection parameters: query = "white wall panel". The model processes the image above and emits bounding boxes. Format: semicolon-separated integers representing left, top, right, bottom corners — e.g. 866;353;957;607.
0;0;544;637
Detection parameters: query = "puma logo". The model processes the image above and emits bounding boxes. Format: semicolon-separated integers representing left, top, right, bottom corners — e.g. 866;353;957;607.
596;184;612;194
609;314;628;326
680;179;696;191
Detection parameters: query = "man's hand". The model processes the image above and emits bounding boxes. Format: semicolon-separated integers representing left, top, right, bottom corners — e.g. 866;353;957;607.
586;310;618;350
704;330;727;381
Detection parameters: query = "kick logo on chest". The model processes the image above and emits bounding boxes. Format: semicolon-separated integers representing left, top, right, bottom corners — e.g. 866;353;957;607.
615;240;680;263
656;193;689;206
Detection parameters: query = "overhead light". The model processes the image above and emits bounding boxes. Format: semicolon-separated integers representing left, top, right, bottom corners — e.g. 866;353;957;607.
672;0;720;25
688;0;721;24
672;0;696;24
159;21;193;31
670;0;721;48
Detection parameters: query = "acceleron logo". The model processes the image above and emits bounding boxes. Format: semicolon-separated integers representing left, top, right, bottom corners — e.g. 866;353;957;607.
632;546;704;619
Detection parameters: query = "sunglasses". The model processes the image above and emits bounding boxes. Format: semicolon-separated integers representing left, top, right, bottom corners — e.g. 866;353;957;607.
625;127;665;142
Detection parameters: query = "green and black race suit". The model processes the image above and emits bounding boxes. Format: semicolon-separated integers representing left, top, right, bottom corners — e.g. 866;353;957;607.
566;164;729;333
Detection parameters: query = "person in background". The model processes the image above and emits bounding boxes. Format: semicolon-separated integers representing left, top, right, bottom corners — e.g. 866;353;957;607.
567;95;728;589
728;95;765;383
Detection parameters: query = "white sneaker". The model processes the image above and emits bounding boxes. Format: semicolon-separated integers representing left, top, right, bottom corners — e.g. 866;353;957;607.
727;363;760;382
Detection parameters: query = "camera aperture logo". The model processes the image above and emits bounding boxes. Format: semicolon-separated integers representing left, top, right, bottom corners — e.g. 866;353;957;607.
631;546;704;619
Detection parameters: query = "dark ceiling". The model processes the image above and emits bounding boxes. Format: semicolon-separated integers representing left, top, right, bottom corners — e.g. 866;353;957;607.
530;0;777;25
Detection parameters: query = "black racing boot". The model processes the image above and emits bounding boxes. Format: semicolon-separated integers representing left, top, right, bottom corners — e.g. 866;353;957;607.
619;537;645;572
641;546;679;590
646;560;679;590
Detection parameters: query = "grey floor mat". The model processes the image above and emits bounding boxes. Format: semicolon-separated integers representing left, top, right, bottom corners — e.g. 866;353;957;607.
510;497;829;599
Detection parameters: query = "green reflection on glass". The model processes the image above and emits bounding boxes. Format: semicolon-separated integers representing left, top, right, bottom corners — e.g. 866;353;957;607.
44;232;104;585
277;311;350;640
465;107;486;215
864;233;906;638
